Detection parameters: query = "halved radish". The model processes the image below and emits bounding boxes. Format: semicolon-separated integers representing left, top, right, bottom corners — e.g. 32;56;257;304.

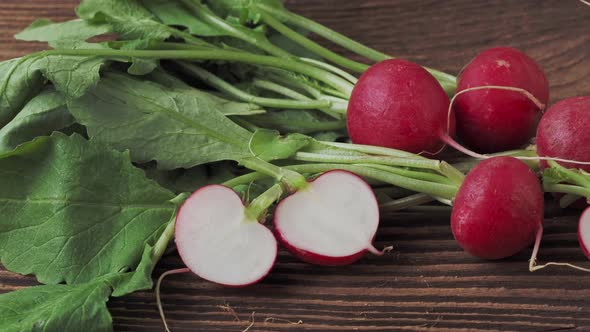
579;207;590;259
273;170;382;265
175;185;277;286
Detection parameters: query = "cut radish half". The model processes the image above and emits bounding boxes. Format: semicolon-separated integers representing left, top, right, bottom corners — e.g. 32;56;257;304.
175;185;277;286
273;170;381;266
579;207;590;259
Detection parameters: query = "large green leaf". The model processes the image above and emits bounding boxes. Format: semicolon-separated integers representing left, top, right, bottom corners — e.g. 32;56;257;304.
141;0;223;36
15;18;111;45
249;129;311;161
0;58;45;128
77;0;172;41
0;277;114;332
0;87;75;153
69;72;253;169
0;133;178;285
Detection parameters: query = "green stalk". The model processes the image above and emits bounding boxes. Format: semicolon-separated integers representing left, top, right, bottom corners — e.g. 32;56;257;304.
258;11;369;73
224;163;458;200
547;160;590;189
299;58;359;84
255;4;457;94
293;151;445;171
239;157;308;192
380;193;435;211
359;163;454;185
247;115;346;134
38;47;354;95
181;0;293;58
177;62;332;110
151;193;190;262
544;183;590;198
251;79;346;116
317;141;424;159
244;183;284;221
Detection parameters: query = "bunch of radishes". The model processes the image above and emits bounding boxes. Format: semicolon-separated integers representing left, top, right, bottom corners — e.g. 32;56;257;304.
168;46;590;297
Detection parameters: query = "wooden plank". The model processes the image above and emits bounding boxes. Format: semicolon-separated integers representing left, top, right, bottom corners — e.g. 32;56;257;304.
1;1;589;331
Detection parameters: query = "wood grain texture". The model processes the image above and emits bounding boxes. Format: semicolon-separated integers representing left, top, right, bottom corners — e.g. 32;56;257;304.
1;1;590;331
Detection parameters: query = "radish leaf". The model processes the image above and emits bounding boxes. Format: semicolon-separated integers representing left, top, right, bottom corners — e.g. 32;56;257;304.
0;87;75;153
69;72;253;169
0;133;178;285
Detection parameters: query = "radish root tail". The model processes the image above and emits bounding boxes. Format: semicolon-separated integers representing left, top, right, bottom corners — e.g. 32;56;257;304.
368;244;394;256
443;85;590;166
156;268;190;332
529;226;590;272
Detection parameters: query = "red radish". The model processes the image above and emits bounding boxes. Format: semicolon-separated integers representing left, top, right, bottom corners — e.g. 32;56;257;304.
346;59;454;155
451;156;544;260
175;185;277;286
537;97;590;172
454;47;549;153
274;170;383;265
580;208;590;259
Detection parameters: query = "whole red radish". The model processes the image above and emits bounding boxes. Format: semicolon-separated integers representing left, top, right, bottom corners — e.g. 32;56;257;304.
454;47;548;153
579;207;590;259
175;185;277;286
274;170;382;265
537;97;590;172
451;156;544;260
347;59;453;155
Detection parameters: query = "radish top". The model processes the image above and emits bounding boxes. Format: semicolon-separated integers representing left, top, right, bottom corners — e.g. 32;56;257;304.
537;96;590;172
347;59;453;155
451;156;544;260
454;47;548;153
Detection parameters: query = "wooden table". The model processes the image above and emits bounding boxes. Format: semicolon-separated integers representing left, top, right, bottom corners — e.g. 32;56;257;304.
2;1;590;331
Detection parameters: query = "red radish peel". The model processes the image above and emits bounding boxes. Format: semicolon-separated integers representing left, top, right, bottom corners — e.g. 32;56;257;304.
451;157;544;260
453;47;549;153
347;59;454;155
274;170;387;265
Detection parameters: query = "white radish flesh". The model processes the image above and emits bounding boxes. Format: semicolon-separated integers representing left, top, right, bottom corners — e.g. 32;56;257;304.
579;207;590;259
175;185;277;286
274;170;381;265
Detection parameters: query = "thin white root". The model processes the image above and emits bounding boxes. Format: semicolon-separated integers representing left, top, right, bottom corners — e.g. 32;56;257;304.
442;85;590;166
529;226;590;272
368;244;394;256
156;268;191;332
264;317;304;325
580;0;590;6
241;312;256;332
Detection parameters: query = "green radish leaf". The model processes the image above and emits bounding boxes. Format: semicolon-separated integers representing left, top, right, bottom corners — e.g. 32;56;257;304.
0;57;45;128
77;0;172;41
141;0;223;36
249;129;311;161
142;164;209;194
0;276;115;332
145;69;265;116
206;0;285;24
69;72;252;170
15;18;111;45
0;133;178;285
0;87;75;153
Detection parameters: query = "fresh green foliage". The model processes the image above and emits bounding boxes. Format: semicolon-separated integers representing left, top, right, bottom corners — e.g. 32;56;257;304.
249;129;311;161
0;276;115;332
248;109;346;134
15;18;111;45
141;0;222;36
0;58;45;127
0;133;179;285
206;0;285;24
77;0;172;41
0;88;74;153
69;72;253;169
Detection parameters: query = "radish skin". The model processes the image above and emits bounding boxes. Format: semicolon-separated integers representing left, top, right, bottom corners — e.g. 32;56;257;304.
454;47;548;153
451;157;544;260
347;59;453;155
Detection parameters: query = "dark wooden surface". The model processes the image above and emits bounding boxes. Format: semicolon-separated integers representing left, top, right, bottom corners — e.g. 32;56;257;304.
2;1;590;331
